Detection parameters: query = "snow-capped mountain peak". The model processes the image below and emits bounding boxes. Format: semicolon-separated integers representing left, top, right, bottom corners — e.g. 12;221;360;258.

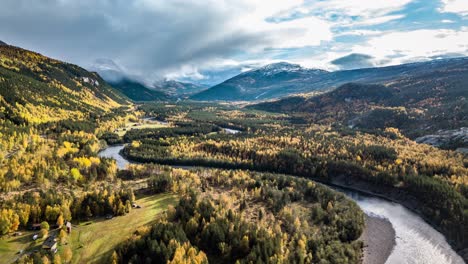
242;62;327;77
255;62;303;76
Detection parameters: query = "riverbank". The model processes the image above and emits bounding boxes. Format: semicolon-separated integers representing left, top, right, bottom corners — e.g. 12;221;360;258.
360;214;396;264
329;175;467;262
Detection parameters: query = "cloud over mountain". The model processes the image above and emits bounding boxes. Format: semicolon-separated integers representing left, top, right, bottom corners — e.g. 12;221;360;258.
0;0;466;84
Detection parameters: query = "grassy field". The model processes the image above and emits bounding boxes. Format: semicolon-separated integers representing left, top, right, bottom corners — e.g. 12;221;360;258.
0;231;37;264
115;120;169;137
0;193;177;264
70;193;177;264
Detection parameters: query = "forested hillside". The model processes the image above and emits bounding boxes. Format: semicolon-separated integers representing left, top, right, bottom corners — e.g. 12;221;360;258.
0;44;130;124
108;78;169;102
251;69;468;140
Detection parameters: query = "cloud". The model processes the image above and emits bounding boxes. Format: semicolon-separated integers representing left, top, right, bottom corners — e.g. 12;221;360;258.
331;53;375;70
335;30;383;37
350;28;468;65
439;0;468;16
0;0;466;84
0;0;337;82
274;0;411;26
265;17;332;48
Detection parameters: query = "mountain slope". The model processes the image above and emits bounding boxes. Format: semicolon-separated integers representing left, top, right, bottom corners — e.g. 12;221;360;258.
251;64;468;138
192;57;468;101
90;59;168;101
191;62;328;101
108;78;169;101
153;79;207;97
0;44;130;124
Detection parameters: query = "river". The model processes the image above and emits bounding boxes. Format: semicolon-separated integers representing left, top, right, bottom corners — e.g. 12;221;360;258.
99;145;464;264
340;189;464;264
98;145;131;170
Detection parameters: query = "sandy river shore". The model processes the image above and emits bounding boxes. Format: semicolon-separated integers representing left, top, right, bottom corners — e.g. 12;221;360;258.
360;214;396;264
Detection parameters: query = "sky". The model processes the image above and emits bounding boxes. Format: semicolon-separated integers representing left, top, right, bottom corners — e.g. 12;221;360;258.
0;0;467;85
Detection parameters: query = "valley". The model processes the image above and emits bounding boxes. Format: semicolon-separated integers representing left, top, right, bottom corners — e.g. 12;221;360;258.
0;42;466;264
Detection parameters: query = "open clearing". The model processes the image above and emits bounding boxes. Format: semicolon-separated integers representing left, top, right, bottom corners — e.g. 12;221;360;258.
70;193;177;264
0;193;177;264
115;120;169;137
0;231;37;264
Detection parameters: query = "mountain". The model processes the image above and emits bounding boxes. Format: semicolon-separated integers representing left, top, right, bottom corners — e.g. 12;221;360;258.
250;60;468;139
192;57;468;101
106;78;206;101
90;59;167;101
153;79;207;97
0;40;6;46
108;78;169;101
191;62;328;101
0;44;130;124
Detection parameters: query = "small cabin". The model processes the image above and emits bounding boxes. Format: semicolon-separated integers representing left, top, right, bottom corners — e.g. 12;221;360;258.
66;221;72;234
42;236;57;252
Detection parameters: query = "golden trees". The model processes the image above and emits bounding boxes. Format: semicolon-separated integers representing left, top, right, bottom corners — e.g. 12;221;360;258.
62;246;73;263
0;209;20;234
168;241;208;264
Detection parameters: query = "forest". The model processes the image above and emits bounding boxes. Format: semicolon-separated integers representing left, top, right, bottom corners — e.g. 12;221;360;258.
119;103;468;253
113;166;364;264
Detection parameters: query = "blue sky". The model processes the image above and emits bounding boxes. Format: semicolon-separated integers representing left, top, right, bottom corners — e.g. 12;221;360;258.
0;0;467;85
216;0;468;69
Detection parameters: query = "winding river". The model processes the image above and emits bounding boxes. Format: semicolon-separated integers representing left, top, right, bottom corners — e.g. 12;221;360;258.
99;145;464;264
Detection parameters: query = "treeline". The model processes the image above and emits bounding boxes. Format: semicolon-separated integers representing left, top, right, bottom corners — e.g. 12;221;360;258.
113;167;364;263
123;124;220;142
0;186;135;235
138;101;288;134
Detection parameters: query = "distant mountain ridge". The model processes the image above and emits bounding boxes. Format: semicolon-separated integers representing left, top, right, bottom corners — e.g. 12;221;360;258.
191;62;328;101
250;60;468;139
153;79;207;97
192;57;468;101
108;78;169;102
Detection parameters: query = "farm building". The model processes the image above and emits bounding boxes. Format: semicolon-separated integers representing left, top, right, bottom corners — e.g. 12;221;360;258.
42;236;57;252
